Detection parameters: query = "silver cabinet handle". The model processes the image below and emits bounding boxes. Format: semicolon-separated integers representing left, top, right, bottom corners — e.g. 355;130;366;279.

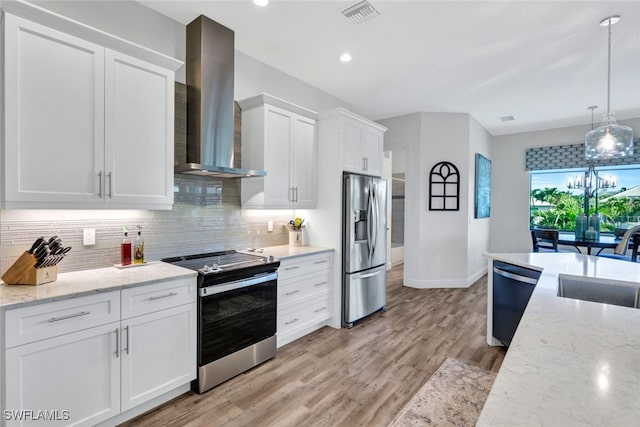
284;266;299;271
98;171;103;198
147;292;178;301
107;172;113;198
285;290;300;296
290;186;294;202
314;307;328;313
294;186;298;203
314;281;327;287
114;328;119;358
313;260;327;265
124;325;130;355
285;318;299;325
365;157;368;170
48;311;90;323
362;157;366;170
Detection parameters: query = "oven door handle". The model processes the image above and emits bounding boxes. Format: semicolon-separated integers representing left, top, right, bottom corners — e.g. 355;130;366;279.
200;272;278;297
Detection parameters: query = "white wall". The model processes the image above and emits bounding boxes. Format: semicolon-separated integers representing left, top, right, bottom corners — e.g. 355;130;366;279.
467;117;491;283
490;117;640;253
381;112;486;288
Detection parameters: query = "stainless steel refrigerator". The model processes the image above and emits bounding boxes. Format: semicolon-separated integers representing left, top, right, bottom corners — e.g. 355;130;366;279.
342;172;387;328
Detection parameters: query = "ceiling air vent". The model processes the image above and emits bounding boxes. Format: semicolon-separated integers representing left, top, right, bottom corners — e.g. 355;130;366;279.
341;0;380;25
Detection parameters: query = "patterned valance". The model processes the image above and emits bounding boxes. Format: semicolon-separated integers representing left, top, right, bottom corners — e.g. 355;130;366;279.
526;138;640;171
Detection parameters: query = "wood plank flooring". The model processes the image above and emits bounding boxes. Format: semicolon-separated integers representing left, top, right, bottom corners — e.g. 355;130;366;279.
120;265;506;427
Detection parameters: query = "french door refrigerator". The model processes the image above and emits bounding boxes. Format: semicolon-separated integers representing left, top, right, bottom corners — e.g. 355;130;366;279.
343;172;388;328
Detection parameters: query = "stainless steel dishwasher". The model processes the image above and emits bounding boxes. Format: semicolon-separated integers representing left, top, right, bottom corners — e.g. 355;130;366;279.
492;261;541;346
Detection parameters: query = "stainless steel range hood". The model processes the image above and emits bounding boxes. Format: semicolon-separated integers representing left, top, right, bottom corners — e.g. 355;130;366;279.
176;15;266;178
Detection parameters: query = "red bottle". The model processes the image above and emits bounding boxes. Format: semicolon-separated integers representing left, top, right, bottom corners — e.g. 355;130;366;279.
121;230;132;266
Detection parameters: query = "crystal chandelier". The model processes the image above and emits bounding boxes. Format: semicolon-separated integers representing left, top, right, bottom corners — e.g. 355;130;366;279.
585;15;634;160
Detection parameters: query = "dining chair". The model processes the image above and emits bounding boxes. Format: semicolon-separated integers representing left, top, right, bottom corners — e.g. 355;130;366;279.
531;229;559;252
599;234;640;262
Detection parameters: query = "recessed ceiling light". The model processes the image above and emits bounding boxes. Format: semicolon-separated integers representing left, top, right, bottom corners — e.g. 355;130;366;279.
253;0;268;6
500;116;515;122
340;53;352;62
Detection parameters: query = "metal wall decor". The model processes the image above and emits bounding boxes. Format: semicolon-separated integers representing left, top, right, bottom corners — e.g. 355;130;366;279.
429;161;460;211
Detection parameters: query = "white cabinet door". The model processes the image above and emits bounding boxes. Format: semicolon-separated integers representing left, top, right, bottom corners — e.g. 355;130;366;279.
362;126;384;177
263;106;295;206
3;14;105;207
291;115;316;207
5;323;120;427
342;120;365;173
341;117;384;176
120;304;196;411
104;50;174;208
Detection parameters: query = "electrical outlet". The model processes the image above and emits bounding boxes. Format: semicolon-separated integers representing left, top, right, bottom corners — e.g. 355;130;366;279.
83;228;96;246
267;221;274;232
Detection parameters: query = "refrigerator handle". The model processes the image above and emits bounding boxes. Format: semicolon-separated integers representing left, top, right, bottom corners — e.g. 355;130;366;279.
366;189;373;261
371;184;378;255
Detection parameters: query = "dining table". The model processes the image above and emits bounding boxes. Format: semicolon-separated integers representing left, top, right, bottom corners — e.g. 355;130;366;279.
557;232;624;255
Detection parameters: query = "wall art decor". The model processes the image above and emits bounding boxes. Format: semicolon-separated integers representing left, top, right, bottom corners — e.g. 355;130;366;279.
429;161;460;211
474;153;492;218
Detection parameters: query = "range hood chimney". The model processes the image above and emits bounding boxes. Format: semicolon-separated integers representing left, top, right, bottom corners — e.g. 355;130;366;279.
176;15;266;178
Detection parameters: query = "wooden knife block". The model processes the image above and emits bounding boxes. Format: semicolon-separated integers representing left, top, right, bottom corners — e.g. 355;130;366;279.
1;252;57;285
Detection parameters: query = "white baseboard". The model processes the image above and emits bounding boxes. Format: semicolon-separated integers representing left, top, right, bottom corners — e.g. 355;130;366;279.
404;266;488;289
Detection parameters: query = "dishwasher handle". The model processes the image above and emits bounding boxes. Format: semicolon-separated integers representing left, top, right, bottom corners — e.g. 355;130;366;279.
493;267;538;285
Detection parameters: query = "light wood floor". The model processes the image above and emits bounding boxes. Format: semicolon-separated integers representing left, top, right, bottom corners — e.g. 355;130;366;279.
120;265;506;427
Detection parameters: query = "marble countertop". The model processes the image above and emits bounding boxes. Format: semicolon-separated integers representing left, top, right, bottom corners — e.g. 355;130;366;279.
478;252;640;426
240;245;334;260
0;262;196;310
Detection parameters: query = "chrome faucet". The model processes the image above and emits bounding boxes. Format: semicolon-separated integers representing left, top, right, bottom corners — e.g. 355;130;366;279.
614;224;640;255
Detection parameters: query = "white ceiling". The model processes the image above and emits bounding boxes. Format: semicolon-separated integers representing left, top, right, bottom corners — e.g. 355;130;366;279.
139;0;640;136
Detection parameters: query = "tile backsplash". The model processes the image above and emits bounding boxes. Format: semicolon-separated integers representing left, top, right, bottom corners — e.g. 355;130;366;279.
1;175;292;274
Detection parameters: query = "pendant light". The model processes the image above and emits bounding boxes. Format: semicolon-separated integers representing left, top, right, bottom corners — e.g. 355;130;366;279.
585;15;634;160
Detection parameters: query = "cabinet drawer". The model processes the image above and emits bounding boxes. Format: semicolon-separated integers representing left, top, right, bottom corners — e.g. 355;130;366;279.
278;291;331;335
278;252;332;280
279;269;331;308
121;277;196;319
5;292;120;348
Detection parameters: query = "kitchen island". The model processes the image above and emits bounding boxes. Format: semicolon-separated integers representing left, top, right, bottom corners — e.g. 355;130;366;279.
479;252;640;426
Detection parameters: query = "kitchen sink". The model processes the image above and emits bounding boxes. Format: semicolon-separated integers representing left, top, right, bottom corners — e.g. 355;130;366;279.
557;275;640;309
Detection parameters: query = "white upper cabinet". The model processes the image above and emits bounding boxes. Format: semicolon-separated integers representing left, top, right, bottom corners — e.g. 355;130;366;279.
341;114;385;177
105;50;174;207
2;6;181;210
240;94;318;209
3;15;105;206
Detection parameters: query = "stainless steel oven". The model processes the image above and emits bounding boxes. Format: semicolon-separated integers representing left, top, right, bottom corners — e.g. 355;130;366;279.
162;250;280;393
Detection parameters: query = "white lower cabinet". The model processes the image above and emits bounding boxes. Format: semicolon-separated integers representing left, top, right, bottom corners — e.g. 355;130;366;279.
120;304;196;411
6;322;121;427
3;277;196;427
277;252;333;347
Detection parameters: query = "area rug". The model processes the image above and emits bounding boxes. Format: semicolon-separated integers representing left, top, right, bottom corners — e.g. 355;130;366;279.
389;358;496;426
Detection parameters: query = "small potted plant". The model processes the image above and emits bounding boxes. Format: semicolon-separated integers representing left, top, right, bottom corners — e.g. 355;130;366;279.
287;218;304;246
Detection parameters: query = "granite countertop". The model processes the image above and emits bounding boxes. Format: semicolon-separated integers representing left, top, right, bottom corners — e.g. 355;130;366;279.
478;252;640;426
0;262;196;310
240;245;334;260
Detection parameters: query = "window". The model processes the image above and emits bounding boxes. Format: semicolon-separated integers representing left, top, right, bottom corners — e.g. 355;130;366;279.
530;166;640;232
